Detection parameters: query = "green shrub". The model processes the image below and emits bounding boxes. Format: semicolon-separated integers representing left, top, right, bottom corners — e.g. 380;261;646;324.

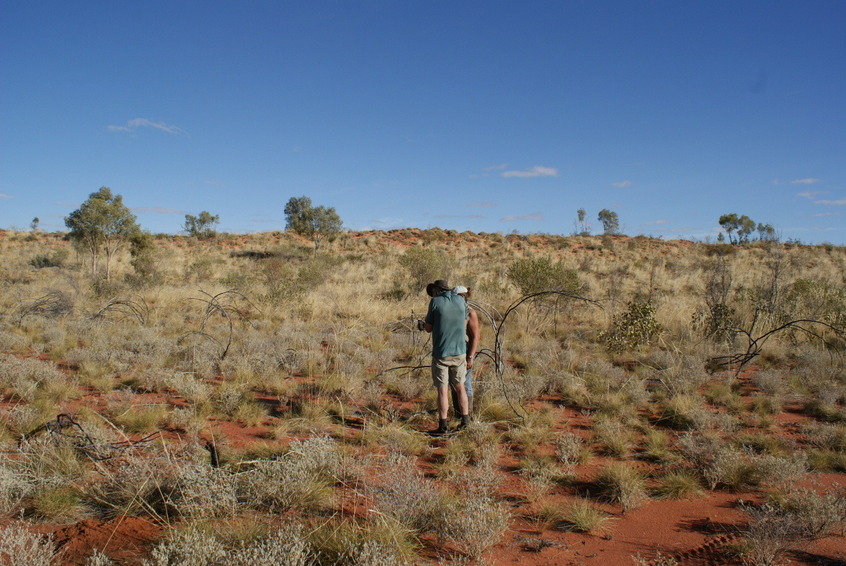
600;301;663;351
397;246;453;294
506;256;581;296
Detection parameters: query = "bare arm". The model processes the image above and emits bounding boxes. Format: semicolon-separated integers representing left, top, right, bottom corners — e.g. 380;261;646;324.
466;309;480;369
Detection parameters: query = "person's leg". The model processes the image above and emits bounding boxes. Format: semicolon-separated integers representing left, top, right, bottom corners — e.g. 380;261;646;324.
464;367;473;414
437;386;450;420
448;360;470;427
432;358;450;433
450;383;461;420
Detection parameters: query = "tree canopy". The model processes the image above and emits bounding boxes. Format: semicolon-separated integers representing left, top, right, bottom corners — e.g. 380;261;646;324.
284;196;343;249
64;187;139;279
184;211;220;239
719;213;761;245
598;209;620;235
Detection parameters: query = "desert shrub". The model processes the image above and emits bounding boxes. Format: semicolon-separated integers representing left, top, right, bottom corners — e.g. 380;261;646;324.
164;372;213;405
397;246;453;294
801;421;846;451
782;278;846;326
678;430;725;473
653;470;703;499
85;449;181;519
359;422;429;456
0;460;34;516
594;462;649;512
650;353;710;397
702;447;807;492
85;549;114;566
741;489;846;566
0;329;30;353
642;428;678;463
518;454;561;502
506;256;581;295
0;521;58;566
600;300;663;351
173;463;238;518
340;537;410;566
562;498;612;534
447;453;502;499
146;528;228;565
229;524;316;566
367;452;442;533
29;250;68;269
554;431;589;474
12;435;88;493
28;484;86;521
442;496;510;563
0;354;74;403
240;436;341;514
593;418;636;457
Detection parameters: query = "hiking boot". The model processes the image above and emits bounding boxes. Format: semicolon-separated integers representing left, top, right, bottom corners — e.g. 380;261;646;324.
431;419;449;436
456;414;471;430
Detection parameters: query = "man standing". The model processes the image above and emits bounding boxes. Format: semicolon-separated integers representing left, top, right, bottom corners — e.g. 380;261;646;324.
424;279;470;434
451;286;480;416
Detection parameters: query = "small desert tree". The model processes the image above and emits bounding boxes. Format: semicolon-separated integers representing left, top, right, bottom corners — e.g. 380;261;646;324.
284;196;343;250
65;187;140;279
184;211;220;239
719;213;756;245
575;208;590;236
598;209;620;235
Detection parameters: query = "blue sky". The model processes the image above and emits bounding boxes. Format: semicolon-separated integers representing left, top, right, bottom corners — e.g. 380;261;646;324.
2;1;845;243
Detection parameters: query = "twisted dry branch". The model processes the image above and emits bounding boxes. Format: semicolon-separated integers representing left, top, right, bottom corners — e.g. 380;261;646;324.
710;318;845;375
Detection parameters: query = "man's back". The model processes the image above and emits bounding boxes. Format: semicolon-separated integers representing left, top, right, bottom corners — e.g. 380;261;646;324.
426;293;467;358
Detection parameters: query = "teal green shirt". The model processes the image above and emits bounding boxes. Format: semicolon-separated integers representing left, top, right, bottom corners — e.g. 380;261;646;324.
425;292;468;358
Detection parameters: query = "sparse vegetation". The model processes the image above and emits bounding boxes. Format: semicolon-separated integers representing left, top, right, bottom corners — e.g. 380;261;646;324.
0;229;844;564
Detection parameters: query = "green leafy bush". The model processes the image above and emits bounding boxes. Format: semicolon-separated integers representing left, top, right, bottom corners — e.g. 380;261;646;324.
600;300;663;351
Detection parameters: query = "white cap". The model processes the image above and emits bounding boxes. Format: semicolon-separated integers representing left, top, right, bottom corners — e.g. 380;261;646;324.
452;285;468;295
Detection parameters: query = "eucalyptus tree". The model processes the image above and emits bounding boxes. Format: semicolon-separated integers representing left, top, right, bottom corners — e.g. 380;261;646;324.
64;187;140;279
283;195;343;249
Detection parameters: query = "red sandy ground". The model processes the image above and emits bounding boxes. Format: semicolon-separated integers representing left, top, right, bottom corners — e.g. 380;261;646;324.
3;361;844;565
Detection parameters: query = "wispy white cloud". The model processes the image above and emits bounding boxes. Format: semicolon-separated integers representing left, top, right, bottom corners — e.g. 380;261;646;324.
791;178;823;185
131;206;184;214
797;191;827;200
0;193;13;199
645;219;669;226
108;118;186;135
814;198;846;206
433;214;486;219
501;166;558;178
500;212;544;222
809;211;844;218
467;202;496;208
612;180;633;188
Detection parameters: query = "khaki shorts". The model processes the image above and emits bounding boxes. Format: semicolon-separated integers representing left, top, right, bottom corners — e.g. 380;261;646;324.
432;355;467;388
